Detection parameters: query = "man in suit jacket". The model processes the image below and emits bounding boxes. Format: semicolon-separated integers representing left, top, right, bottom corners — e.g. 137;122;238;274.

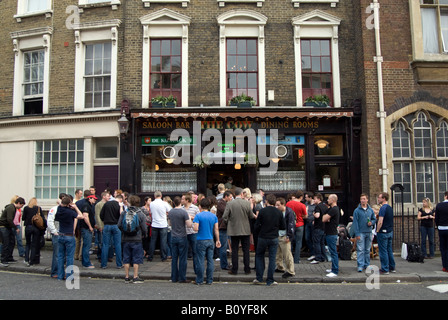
223;187;254;275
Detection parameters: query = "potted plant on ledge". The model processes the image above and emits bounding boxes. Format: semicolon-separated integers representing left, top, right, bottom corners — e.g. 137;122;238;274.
151;95;177;108
228;93;255;108
304;94;330;108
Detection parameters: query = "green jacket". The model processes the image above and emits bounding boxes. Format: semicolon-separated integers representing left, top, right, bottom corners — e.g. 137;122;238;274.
0;204;17;229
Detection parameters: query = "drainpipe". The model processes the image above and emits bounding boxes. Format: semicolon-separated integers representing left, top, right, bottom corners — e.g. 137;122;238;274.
372;0;388;192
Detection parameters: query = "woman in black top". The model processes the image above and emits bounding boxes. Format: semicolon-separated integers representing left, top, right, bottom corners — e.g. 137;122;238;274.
22;197;47;266
418;198;435;259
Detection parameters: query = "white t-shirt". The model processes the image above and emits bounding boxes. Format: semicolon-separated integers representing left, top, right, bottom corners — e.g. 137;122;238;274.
150;198;171;228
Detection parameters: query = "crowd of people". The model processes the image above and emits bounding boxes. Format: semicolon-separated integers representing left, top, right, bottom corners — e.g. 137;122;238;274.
1;185;448;285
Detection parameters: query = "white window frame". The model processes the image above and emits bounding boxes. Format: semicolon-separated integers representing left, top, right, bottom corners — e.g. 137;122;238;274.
217;10;267;107
73;19;121;112
11;27;52;116
292;10;341;108
15;0;52;22
140;9;191;108
409;0;448;60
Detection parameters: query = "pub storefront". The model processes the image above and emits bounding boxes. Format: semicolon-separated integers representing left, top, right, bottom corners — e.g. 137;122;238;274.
119;107;361;221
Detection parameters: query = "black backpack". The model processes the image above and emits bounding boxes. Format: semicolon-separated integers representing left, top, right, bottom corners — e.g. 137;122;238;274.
406;242;424;263
339;238;353;260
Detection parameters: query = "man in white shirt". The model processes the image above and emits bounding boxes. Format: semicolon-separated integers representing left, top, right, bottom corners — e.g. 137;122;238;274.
148;191;171;262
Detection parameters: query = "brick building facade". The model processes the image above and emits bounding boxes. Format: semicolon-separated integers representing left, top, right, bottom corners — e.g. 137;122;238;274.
0;0;446;213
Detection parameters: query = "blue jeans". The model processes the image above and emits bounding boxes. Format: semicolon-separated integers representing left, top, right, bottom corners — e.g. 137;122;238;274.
256;237;279;285
101;225;122;268
305;220;315;256
57;235;76;280
51;235;59;277
187;233;198;274
195;239;215;284
171;236;188;282
377;231;395;272
149;227;168;261
81;228;93;267
15;225;25;257
325;235;338;274
356;233;372;270
293;226;304;263
420;226;435;257
218;230;229;270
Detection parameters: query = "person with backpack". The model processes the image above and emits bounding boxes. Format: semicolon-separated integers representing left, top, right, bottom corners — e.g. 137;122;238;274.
22;197;47;266
352;194;376;272
0;197;26;267
117;195;148;284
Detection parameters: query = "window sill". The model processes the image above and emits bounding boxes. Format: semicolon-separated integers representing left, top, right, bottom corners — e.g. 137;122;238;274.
142;0;190;7
217;0;264;7
78;1;120;12
291;0;338;7
411;60;448;84
14;10;53;23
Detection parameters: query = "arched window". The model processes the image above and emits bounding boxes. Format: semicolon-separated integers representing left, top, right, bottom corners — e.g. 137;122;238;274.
437;121;448;158
392;121;410;158
413;113;433;158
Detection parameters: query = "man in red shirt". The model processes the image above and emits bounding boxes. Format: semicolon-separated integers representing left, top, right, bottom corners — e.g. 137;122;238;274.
286;191;307;264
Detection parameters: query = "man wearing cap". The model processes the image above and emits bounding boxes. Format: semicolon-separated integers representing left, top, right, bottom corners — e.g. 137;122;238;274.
78;191;97;268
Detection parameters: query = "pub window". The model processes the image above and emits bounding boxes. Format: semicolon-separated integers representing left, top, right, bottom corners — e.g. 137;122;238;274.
314;135;343;156
141;137;196;193
226;38;258;106
301;39;332;106
391;111;448;204
257;137;306;192
150;39;182;106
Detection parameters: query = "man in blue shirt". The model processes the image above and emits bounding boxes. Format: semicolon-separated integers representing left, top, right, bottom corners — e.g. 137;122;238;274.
376;192;396;274
193;198;221;285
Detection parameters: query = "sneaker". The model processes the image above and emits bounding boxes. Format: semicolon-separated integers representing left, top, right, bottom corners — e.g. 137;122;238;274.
307;256;316;261
266;281;278;286
326;269;332;273
0;262;9;267
132;277;144;284
282;272;293;279
124;277;132;284
326;272;338;278
84;265;95;269
390;269;396;273
252;279;262;285
310;260;319;264
379;270;389;275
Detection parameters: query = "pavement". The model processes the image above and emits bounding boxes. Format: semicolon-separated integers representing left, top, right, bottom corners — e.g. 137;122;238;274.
3;244;448;284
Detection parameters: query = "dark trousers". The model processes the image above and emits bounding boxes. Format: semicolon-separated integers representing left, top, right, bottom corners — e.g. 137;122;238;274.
25;225;41;265
0;227;15;263
439;229;448;269
230;235;251;274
